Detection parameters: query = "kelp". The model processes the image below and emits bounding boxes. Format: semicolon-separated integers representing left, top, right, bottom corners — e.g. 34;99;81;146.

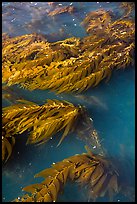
2;135;15;163
48;5;75;17
81;9;113;34
13;147;119;202
120;2;135;19
2;99;81;145
2;3;135;202
2;99;104;163
2;4;134;93
81;3;135;37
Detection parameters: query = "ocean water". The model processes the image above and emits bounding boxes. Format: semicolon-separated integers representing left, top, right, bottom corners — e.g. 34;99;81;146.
2;2;135;202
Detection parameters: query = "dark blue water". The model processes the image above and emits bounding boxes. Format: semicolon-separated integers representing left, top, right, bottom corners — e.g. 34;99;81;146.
2;2;135;202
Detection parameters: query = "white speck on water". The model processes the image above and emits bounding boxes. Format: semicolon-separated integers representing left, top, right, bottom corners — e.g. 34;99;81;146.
17;197;21;200
64;24;67;27
74;24;77;26
118;199;120;202
11;18;16;22
72;18;75;21
34;3;37;6
89;118;93;121
93;146;97;149
58;4;62;6
50;137;53;140
53;162;55;164
70;3;73;5
29;163;32;166
51;145;53;148
97;2;99;4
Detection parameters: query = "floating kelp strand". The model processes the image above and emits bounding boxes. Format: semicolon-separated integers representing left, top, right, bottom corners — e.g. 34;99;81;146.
2;99;83;146
13;150;119;202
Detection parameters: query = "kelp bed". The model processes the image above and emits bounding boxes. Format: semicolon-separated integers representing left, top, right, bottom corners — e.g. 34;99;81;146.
2;2;135;202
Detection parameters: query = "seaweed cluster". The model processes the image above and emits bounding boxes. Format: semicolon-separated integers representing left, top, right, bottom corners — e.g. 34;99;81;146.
13;148;119;202
2;2;135;202
2;4;135;93
2;99;103;163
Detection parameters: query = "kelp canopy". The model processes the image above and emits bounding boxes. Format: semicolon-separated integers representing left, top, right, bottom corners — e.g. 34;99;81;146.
2;3;135;202
13;148;119;202
2;2;135;93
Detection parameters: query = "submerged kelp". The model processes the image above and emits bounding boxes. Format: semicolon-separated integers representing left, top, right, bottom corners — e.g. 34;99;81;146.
81;9;113;34
2;3;135;93
2;2;135;202
2;84;24;104
48;5;75;16
2;136;15;163
2;99;81;146
2;99;103;163
120;2;135;19
2;99;101;147
13;148;119;202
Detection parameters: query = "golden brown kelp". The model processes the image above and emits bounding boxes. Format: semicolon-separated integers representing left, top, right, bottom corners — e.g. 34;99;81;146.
105;19;135;44
81;9;135;44
2;135;15;163
48;5;75;16
13;148;119;202
2;35;81;86
2;97;103;163
2;9;135;93
81;9;113;34
29;42;133;94
2;99;84;145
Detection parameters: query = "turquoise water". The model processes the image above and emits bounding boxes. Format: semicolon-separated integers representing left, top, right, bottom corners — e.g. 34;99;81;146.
2;2;135;202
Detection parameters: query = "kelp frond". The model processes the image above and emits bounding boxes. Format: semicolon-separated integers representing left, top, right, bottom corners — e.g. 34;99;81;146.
48;5;75;16
81;9;113;34
13;149;119;202
2;97;104;162
120;2;135;19
2;99;82;145
2;136;15;163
